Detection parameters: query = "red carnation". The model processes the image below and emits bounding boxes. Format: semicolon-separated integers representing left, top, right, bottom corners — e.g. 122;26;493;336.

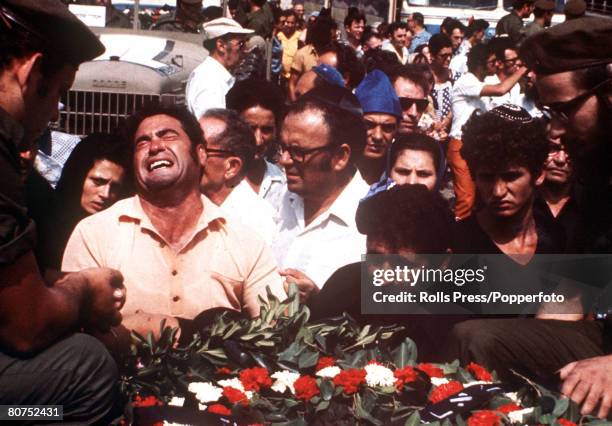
429;381;464;403
497;403;521;414
208;403;232;416
557;419;577;426
316;356;336;371
466;362;493;382
222;386;249;406
467;410;502;426
239;367;272;391
333;369;367;394
293;375;320;401
394;366;418;390
132;395;162;407
418;363;445;378
216;367;232;375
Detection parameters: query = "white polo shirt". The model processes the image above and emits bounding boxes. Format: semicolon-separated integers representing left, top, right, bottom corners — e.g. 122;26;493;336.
450;72;488;139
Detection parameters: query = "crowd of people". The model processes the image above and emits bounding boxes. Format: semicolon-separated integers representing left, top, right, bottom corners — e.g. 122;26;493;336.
1;0;611;423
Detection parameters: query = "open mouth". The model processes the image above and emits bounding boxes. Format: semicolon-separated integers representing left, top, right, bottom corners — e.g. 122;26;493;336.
148;159;173;171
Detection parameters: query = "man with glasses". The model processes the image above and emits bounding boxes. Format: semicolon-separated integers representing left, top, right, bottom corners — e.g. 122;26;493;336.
449;43;528;219
390;64;431;136
485;37;522;109
355;70;402;185
198;109;277;244
271;86;369;299
519;17;612;419
186;18;253;119
63;105;286;343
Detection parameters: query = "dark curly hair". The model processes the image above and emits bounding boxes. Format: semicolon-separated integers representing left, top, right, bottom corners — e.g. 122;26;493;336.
225;78;285;122
460;110;548;179
356;184;454;253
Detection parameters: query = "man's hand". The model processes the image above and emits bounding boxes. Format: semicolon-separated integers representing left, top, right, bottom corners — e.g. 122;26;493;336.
559;354;612;419
75;268;125;333
280;268;319;302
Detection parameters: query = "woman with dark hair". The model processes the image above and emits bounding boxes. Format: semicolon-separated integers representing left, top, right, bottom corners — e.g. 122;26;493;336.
40;133;132;270
389;133;443;191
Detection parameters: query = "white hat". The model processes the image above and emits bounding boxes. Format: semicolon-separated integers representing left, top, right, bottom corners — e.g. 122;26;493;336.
203;17;254;39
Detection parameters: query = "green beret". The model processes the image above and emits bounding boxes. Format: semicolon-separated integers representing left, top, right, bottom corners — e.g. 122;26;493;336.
520;17;612;75
564;0;586;17
534;0;555;11
1;0;105;66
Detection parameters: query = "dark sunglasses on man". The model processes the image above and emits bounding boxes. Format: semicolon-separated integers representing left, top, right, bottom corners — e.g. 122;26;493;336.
399;97;429;114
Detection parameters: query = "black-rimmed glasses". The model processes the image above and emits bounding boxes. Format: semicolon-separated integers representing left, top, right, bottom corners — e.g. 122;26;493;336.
278;143;335;163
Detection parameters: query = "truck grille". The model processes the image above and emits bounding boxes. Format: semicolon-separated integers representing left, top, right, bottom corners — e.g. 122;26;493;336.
59;91;184;136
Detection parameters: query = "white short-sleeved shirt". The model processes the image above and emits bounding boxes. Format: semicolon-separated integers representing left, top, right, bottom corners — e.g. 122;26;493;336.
186;56;235;119
221;179;278;245
450;72;488;139
271;171;369;288
484;74;522;110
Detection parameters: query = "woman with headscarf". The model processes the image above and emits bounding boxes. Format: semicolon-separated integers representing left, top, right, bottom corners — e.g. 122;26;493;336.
39;133;132;271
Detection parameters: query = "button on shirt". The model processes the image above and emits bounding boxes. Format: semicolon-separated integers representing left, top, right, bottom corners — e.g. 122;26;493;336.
62;195;286;318
271;171;369;288
221;179;278;244
450;72;489;139
186;56;235;120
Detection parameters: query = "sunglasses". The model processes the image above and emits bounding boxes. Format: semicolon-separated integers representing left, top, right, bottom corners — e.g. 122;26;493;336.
541;79;611;123
399;97;429;113
364;120;397;134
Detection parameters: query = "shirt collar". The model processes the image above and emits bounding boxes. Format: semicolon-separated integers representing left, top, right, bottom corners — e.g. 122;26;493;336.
119;194;226;237
289;170;368;229
264;160;285;183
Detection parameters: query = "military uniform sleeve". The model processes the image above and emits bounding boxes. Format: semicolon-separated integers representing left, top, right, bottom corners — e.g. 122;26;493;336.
0;142;36;269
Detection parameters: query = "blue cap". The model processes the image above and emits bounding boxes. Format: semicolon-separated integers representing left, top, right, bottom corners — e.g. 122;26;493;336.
355;70;402;119
312;64;345;88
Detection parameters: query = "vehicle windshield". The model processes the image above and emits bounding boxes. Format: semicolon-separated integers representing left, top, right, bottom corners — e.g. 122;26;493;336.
408;0;498;9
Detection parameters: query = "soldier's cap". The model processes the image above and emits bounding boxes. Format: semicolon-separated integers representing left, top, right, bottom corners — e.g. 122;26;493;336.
520;17;612;75
564;0;586;17
534;0;555;11
202;17;253;39
1;0;104;66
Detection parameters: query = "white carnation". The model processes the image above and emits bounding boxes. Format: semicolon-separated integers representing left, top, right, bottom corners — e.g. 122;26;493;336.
505;392;520;403
217;378;245;392
464;380;492;387
270;370;300;394
168;396;185;407
364;364;396;387
188;381;223;404
430;377;450;387
508;407;534;423
316;366;341;378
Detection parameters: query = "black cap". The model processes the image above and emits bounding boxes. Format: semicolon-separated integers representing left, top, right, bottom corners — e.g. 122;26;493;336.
301;84;364;117
564;0;586;17
1;0;105;66
520;17;612;75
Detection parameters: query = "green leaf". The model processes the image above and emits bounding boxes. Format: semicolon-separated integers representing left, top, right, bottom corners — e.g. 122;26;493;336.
298;351;319;369
320;379;334;401
279;342;303;362
552;397;569;417
392;337;418;368
404;411;421;426
354;394;383;426
315;400;330;413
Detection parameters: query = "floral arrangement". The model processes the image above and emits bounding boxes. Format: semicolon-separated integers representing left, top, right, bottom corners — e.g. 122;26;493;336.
116;288;600;425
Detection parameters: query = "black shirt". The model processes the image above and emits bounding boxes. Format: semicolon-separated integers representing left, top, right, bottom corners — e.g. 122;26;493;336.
0;107;36;269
